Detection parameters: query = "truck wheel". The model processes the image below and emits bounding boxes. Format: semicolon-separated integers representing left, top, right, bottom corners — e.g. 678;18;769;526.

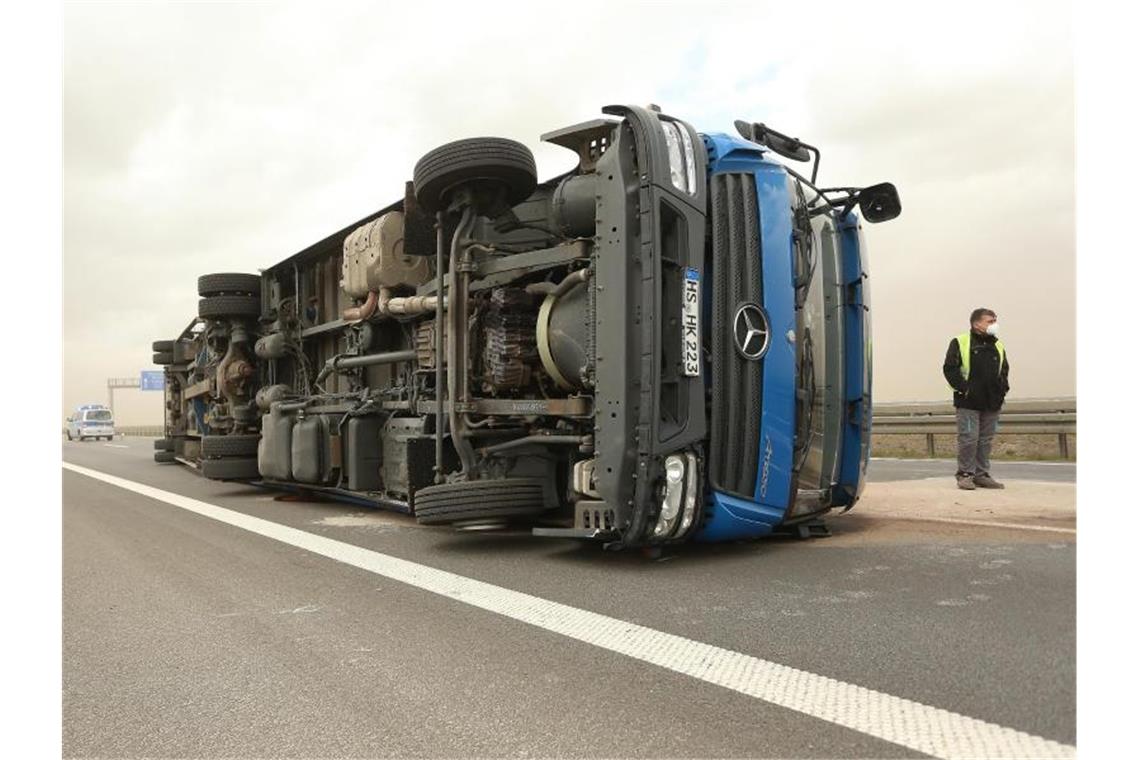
201;457;259;481
413;137;537;216
153;351;174;365
201;434;260;458
173;341;196;363
414;478;548;526
198;273;261;298
154;451;176;463
152;340;174;352
154;438;174;451
198;295;261;319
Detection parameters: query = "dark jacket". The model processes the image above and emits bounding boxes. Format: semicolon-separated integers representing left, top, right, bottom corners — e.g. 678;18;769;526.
943;332;1010;411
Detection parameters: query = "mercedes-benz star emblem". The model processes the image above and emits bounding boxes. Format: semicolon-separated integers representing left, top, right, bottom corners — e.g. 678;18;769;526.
733;303;770;360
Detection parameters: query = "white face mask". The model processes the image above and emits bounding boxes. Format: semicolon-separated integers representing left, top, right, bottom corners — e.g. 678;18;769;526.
986;323;1000;336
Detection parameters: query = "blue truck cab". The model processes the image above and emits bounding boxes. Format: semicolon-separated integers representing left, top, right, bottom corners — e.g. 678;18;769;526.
693;127;887;541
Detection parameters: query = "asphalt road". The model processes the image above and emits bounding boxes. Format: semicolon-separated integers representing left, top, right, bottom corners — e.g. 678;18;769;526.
867;457;1075;483
63;438;1075;758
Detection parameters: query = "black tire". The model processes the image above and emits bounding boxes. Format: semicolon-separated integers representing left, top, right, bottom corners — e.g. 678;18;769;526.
201;434;260;458
154;451;176;463
154;438;174;451
201;457;260;481
198;273;261;298
198;295;261;320
153;351;174;365
413;137;537;216
152;340;174;352
414;477;548;525
173;341;195;363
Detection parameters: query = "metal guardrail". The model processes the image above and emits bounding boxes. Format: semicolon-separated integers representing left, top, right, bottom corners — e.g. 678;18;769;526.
110;426;165;437
872;397;1076;459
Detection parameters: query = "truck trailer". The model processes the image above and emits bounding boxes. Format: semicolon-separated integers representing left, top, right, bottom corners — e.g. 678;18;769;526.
150;104;900;548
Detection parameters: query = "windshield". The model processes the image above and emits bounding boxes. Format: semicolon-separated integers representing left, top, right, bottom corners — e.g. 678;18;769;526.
790;175;843;501
84;410;113;422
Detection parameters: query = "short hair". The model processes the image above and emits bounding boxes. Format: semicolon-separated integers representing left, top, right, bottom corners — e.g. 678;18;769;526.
970;308;996;324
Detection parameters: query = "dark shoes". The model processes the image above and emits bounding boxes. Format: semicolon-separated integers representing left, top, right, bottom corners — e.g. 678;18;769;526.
973;474;1005;489
957;474;1005;489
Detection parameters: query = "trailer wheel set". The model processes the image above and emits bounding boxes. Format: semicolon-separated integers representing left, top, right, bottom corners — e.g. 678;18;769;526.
153;269;266;480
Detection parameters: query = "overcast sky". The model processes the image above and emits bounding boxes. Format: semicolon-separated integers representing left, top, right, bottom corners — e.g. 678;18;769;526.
63;0;1073;424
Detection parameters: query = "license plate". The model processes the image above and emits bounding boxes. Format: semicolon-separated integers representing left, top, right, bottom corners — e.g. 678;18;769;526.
682;267;701;377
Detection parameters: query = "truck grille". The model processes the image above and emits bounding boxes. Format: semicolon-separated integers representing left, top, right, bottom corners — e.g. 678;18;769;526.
708;173;763;498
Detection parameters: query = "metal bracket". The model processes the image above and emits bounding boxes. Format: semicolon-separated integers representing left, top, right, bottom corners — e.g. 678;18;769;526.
790;519;832;539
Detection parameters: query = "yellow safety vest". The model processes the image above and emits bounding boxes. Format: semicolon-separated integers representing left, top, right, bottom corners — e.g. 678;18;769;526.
950;332;1005;391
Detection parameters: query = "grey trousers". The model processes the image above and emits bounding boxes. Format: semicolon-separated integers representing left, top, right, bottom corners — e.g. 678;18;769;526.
957;408;1000;477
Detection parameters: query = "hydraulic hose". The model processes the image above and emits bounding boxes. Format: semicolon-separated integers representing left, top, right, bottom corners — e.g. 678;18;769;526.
314;349;418;386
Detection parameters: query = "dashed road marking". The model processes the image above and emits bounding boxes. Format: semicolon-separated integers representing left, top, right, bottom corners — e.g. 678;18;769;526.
63;462;1075;760
103;444;129;449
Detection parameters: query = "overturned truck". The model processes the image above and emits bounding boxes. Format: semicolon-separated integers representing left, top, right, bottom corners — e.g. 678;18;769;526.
151;104;900;548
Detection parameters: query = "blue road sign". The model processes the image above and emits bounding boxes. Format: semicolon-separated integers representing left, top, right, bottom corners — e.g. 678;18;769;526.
140;370;165;391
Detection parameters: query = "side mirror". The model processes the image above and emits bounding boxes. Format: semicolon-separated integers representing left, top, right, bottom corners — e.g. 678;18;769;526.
857;182;901;223
735;120;811;162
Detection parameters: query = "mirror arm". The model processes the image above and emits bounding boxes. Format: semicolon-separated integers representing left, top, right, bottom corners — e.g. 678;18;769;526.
808;187;861;218
837;196;859;218
805;144;821;184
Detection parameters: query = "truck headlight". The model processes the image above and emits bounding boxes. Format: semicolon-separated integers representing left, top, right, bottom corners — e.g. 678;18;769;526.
676;452;699;536
660;120;697;196
653;453;698;539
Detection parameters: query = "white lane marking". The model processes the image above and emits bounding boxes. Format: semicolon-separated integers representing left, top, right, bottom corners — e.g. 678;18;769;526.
103;444;129;449
62;462;1074;760
890;515;1076;535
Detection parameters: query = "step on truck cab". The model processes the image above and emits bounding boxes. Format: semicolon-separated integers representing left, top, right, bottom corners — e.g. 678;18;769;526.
151;104;900;548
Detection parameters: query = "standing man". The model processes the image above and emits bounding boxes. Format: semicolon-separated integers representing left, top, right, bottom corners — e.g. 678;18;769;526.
943;308;1010;490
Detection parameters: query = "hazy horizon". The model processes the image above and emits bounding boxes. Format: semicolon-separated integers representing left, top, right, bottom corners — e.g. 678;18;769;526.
64;1;1074;425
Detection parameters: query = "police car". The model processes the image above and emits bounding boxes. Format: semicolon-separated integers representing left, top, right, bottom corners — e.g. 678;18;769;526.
66;404;115;441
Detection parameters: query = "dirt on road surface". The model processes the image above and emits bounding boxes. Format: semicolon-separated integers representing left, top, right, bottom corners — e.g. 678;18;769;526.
825;477;1076;545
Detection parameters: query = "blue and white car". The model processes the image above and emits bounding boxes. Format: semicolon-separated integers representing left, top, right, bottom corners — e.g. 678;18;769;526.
66;404;115;442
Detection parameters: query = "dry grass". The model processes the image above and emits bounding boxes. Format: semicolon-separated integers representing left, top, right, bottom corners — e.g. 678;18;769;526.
871;433;1075;461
